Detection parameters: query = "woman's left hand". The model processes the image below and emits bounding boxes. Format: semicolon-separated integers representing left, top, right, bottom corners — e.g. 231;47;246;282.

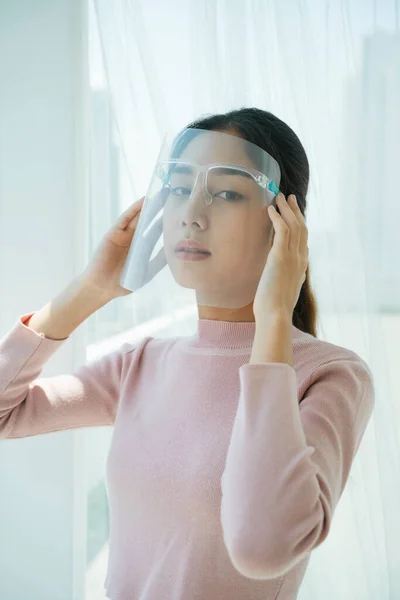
253;193;309;323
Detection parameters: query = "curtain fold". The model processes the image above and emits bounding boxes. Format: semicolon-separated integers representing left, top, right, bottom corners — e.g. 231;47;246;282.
92;0;400;597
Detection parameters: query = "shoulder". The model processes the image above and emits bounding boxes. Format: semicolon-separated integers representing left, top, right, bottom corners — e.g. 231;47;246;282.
293;327;374;391
293;330;375;422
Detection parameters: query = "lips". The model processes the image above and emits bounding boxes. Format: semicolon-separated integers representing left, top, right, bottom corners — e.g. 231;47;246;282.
175;240;211;254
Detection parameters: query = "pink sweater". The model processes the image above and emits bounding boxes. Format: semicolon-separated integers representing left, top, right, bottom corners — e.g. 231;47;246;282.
0;312;375;600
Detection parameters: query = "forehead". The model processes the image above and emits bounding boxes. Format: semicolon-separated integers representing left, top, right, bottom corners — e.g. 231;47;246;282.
178;131;256;170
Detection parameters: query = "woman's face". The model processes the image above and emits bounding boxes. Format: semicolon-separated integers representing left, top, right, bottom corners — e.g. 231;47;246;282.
162;130;273;305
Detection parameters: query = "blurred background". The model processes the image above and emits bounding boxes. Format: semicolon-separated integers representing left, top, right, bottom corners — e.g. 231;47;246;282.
1;0;400;598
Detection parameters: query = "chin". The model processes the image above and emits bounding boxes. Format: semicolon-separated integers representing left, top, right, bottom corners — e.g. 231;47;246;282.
170;269;212;289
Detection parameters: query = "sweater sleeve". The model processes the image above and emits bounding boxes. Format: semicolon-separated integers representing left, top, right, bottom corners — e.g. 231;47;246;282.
0;312;135;439
220;357;375;580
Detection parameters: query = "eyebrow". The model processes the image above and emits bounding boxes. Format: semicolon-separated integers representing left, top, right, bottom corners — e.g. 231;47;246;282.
169;165;253;179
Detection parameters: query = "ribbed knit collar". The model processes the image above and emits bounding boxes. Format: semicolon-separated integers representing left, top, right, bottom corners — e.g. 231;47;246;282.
183;318;304;351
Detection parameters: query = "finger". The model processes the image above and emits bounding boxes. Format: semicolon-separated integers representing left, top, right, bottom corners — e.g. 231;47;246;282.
118;197;145;230
268;203;290;251
276;193;302;252
126;208;143;232
288;195;309;258
276;193;299;226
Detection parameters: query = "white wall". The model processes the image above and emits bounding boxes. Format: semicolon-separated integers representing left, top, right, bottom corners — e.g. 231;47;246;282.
0;1;88;599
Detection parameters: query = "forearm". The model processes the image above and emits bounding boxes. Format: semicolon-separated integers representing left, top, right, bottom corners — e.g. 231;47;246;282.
250;314;294;367
26;275;111;340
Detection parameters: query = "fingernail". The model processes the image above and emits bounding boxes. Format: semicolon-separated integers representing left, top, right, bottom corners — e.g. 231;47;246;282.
293;195;297;205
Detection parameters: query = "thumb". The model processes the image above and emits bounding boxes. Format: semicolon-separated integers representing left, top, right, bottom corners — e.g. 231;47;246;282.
268;228;275;253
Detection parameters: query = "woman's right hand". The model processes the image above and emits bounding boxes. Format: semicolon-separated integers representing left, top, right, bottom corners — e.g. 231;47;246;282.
80;194;165;301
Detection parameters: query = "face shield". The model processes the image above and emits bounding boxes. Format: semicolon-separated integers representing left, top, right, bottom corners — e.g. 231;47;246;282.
120;128;281;309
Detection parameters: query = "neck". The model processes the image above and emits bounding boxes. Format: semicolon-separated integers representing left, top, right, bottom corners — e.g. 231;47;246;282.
197;302;256;322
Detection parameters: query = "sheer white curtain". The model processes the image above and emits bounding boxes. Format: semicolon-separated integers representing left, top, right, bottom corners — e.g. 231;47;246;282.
92;0;400;597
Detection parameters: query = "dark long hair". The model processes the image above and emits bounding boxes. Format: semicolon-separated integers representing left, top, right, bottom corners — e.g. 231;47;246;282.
179;107;319;338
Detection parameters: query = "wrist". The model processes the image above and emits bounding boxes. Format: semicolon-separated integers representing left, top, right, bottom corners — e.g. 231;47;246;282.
76;273;113;305
254;311;292;330
251;312;294;367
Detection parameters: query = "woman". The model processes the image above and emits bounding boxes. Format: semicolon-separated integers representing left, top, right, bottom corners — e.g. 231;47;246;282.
0;107;375;600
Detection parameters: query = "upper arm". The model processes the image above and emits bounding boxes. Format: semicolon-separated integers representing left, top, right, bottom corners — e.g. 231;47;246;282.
0;347;132;439
0;313;144;439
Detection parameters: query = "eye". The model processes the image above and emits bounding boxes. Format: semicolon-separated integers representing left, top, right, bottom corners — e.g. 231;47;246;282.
170;186;191;196
216;190;244;201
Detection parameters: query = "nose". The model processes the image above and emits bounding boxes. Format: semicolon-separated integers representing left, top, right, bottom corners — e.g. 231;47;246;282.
180;172;209;230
